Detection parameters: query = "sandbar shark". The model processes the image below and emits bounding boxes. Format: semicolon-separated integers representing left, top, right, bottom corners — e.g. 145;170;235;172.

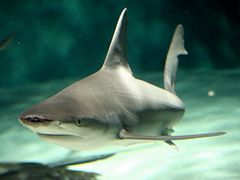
19;8;225;150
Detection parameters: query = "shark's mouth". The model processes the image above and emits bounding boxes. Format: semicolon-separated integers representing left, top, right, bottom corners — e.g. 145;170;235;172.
19;115;54;124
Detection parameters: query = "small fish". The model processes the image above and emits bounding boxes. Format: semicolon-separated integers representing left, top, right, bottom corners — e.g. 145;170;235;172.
19;8;225;151
0;33;14;51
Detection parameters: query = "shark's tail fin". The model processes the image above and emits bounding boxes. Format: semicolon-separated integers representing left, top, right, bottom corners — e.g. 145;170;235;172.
163;25;188;94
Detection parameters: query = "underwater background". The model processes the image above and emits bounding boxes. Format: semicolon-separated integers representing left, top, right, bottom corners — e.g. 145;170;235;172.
0;0;239;179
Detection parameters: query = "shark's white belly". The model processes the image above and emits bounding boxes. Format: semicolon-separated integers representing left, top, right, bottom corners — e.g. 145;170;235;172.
38;131;152;151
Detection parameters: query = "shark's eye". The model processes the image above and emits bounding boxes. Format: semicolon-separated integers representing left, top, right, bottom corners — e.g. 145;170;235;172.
76;119;83;127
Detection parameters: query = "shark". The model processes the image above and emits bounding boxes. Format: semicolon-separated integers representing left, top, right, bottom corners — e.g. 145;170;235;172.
19;8;225;151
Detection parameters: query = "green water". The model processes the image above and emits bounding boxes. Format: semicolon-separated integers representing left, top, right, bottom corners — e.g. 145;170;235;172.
0;1;239;179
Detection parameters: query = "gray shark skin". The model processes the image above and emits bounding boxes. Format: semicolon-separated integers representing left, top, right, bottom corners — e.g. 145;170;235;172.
19;8;225;151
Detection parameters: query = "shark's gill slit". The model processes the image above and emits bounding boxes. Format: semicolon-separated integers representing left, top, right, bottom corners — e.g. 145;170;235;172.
108;113;122;135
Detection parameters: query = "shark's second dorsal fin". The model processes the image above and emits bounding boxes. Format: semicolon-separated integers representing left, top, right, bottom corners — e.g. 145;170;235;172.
164;25;188;94
101;8;132;74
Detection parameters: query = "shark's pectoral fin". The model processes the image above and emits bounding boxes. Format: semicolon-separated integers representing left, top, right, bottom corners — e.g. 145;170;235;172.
119;129;226;141
164;141;179;150
161;128;179;150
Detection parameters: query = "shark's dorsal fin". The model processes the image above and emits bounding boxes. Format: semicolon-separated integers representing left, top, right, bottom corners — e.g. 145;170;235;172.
102;8;132;73
164;24;188;94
